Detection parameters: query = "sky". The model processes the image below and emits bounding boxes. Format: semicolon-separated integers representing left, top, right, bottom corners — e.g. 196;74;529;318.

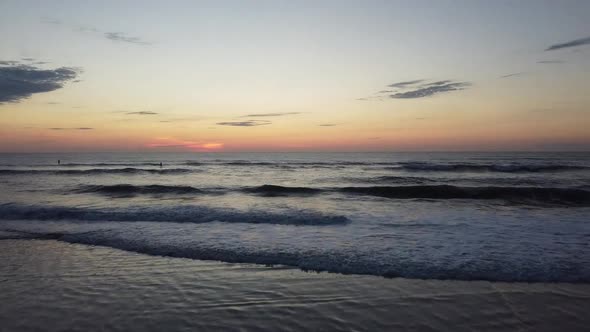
0;0;589;152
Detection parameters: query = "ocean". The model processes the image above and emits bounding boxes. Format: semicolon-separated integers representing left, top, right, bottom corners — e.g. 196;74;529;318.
2;152;590;331
1;151;589;282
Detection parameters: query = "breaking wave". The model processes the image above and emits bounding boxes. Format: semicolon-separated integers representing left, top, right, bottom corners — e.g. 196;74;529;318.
0;224;588;283
0;203;349;226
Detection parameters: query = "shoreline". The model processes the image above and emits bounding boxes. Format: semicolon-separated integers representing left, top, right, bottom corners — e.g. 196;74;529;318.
1;239;590;331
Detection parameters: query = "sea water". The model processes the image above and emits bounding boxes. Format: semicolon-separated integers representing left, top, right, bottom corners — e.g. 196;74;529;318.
1;152;589;282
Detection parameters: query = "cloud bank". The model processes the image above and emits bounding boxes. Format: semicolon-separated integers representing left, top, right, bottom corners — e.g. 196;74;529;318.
0;63;79;104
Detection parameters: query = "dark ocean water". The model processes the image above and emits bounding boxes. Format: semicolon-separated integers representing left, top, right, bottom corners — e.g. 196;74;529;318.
1;152;589;282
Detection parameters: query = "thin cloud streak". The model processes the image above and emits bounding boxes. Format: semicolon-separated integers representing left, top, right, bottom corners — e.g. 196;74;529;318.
40;17;61;25
217;120;271;127
423;80;452;86
389;81;471;99
500;72;527;79
126;111;158;115
362;79;471;100
159;116;206;123
41;17;151;46
105;32;151;45
537;60;565;64
546;36;590;51
243;112;301;117
388;80;423;88
49;127;94;130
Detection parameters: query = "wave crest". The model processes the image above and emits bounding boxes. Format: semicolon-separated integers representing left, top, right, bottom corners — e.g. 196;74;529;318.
339;185;590;205
0;168;194;175
398;162;588;173
67;183;590;205
75;184;203;196
243;185;322;196
0;203;349;226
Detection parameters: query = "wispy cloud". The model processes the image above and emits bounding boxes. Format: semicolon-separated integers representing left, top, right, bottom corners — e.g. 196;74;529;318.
319;123;337;127
76;25;99;33
49;127;93;130
217;120;271;127
41;17;151;46
361;79;471;100
0;60;20;66
389;81;470;99
537;60;565;64
3;58;50;66
500;72;527;79
243;112;301;117
0;63;79;104
388;80;424;88
126;111;158;115
546;36;590;51
423;80;452;86
159;116;206;123
105;32;151;45
40;17;61;25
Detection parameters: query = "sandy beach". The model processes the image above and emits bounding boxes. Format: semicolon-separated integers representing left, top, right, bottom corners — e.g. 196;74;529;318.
1;239;589;332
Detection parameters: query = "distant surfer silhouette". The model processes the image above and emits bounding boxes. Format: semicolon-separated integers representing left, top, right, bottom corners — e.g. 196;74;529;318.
160;162;163;168
58;159;60;165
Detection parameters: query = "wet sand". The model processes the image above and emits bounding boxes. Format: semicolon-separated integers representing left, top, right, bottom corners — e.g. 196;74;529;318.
1;239;589;331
